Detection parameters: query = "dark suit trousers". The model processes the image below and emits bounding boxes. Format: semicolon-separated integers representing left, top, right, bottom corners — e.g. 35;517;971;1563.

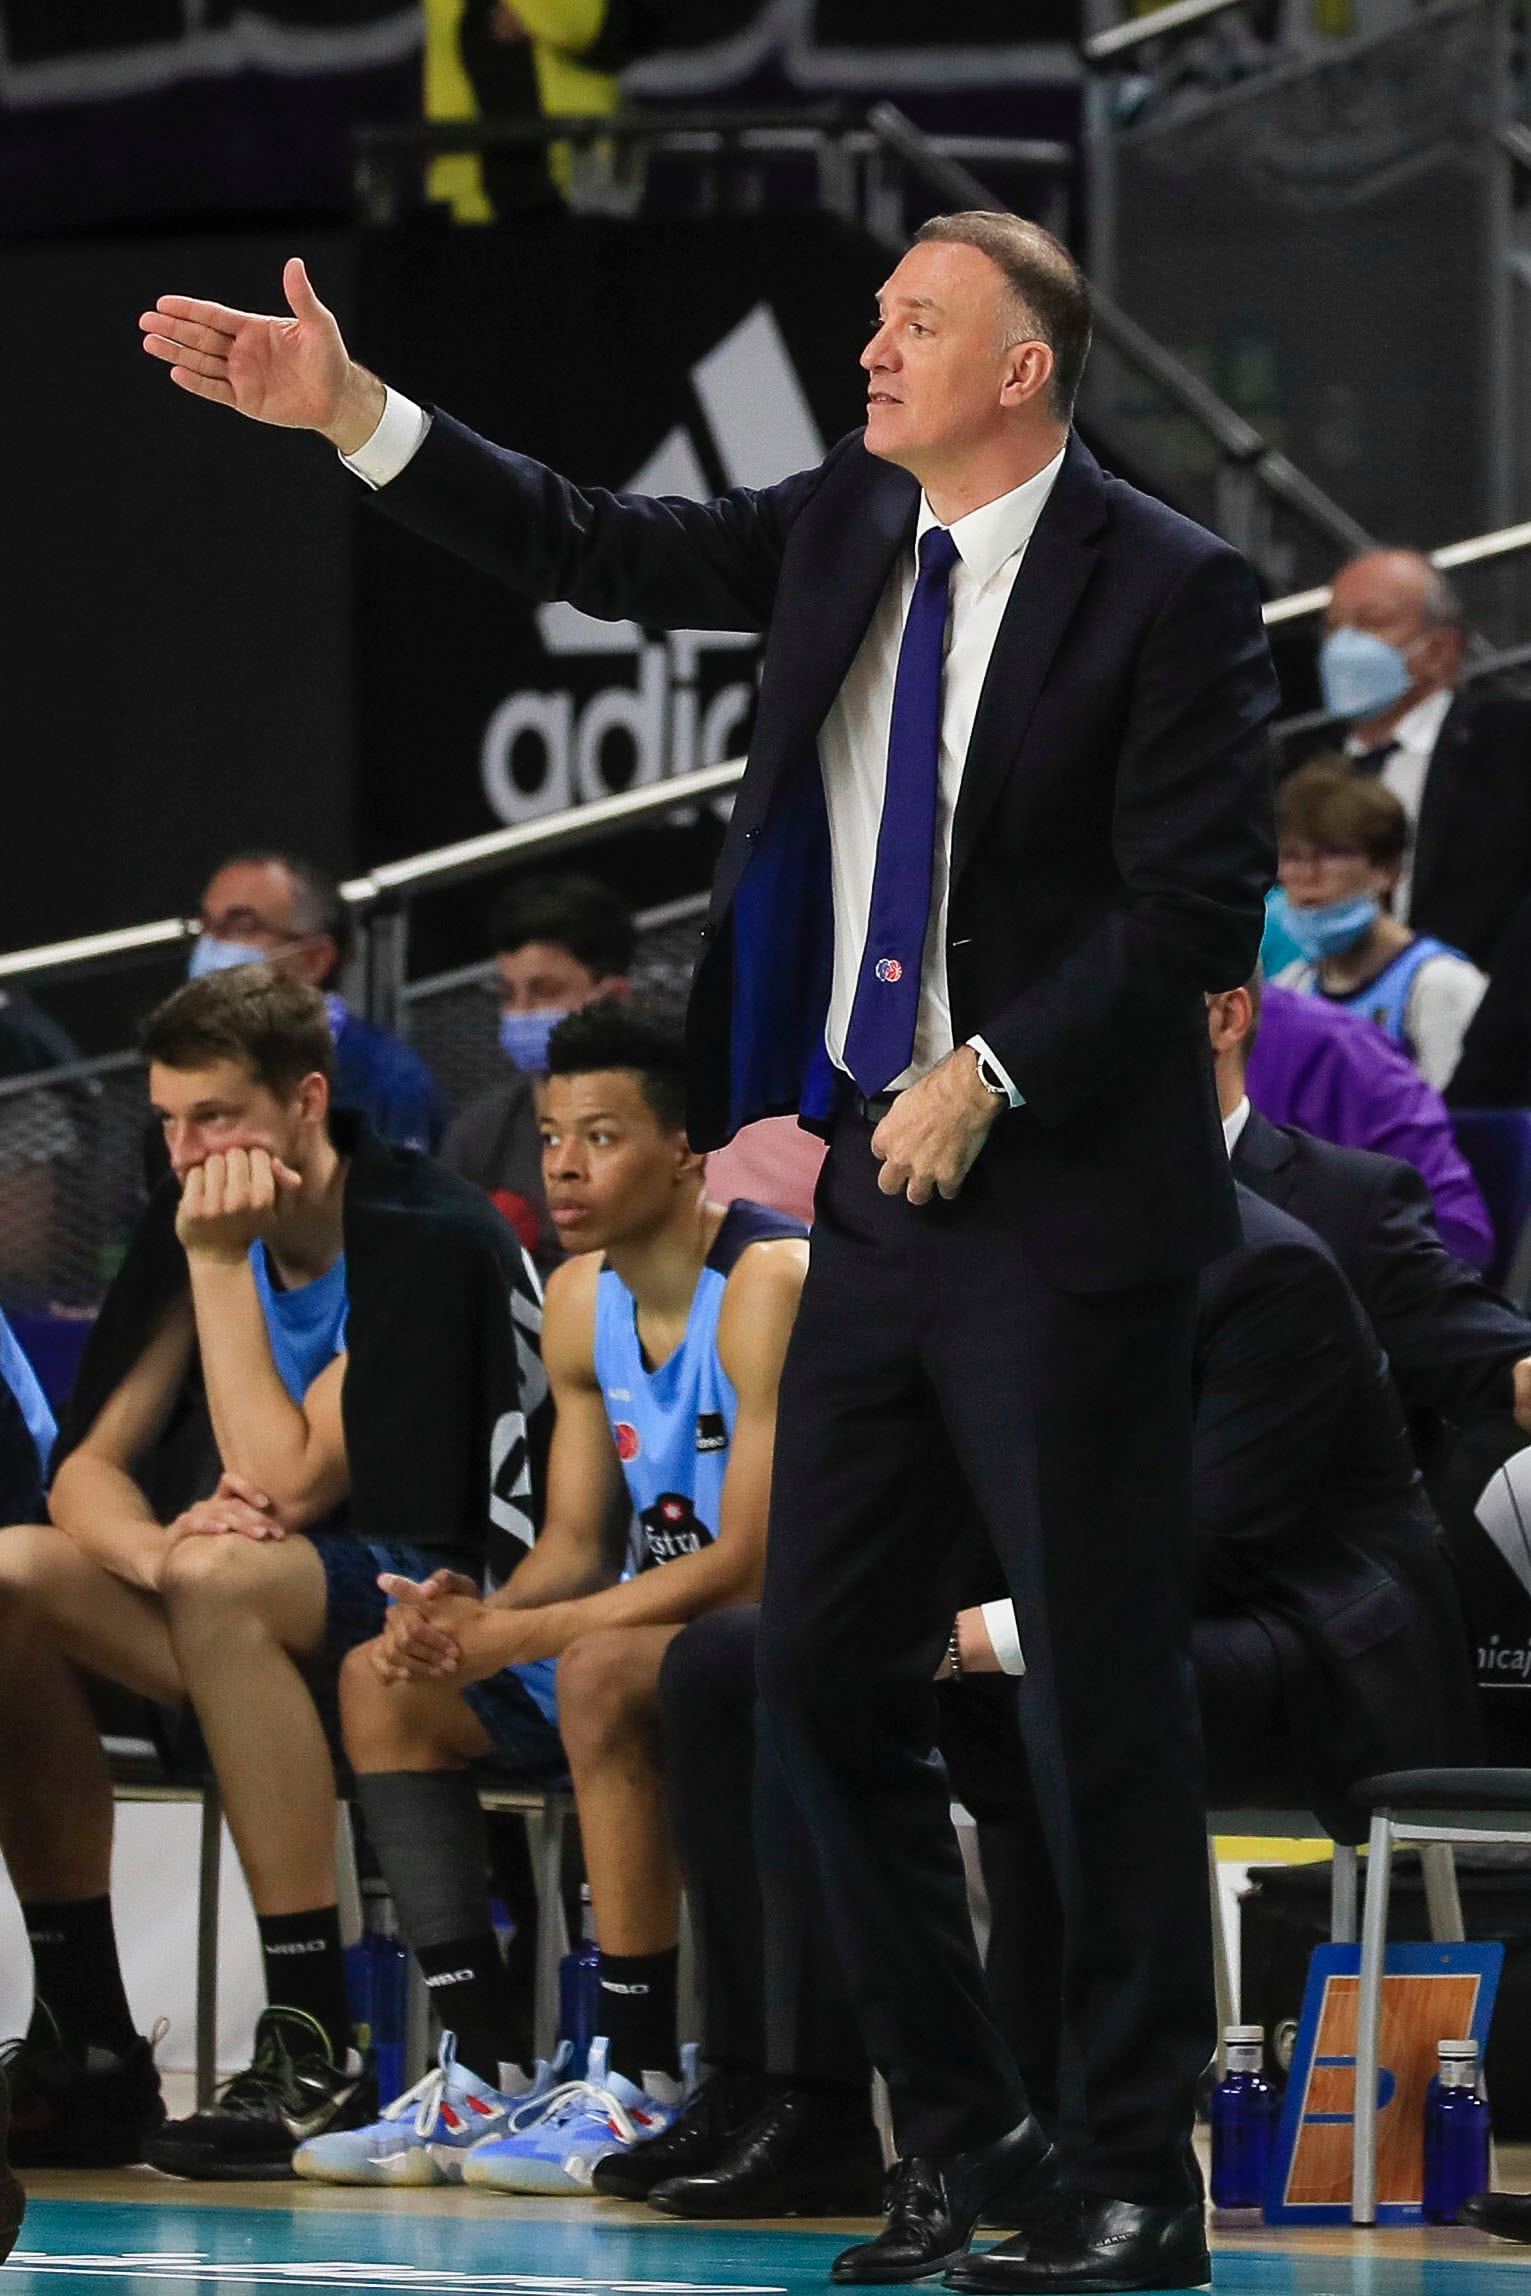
756;1108;1211;2202
660;1608;869;2086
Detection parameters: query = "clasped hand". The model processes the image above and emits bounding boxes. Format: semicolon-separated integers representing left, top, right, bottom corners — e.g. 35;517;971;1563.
370;1571;510;1687
157;1471;288;1582
871;1046;1002;1205
176;1146;302;1261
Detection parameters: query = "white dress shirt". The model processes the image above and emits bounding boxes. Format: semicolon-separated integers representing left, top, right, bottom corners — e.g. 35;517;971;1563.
1345;687;1453;924
1222;1096;1252;1158
342;393;1065;1103
818;453;1067;1095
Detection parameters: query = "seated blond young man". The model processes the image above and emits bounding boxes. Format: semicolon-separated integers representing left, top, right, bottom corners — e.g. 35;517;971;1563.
0;968;553;2178
295;999;807;2193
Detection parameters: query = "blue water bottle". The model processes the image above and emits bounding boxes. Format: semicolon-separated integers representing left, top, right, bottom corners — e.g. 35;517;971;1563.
360;1888;410;2105
1210;2025;1280;2209
558;1885;600;2076
1423;2038;1491;2222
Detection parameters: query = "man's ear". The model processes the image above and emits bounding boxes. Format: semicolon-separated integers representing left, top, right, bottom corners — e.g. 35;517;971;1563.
297;1070;331;1127
999;340;1054;412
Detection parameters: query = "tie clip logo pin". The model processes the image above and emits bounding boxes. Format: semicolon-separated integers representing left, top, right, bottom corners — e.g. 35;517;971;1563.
874;957;904;983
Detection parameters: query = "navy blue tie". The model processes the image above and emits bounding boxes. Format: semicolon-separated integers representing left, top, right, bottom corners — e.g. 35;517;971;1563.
843;524;960;1096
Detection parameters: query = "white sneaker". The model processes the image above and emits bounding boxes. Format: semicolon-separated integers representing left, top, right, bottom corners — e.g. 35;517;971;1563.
293;2034;567;2187
461;2036;684;2195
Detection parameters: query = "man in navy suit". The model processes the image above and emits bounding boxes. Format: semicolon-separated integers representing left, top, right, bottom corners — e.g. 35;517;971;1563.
143;214;1278;2290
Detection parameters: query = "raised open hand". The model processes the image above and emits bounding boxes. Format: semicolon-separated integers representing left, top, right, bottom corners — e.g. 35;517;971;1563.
139;257;383;452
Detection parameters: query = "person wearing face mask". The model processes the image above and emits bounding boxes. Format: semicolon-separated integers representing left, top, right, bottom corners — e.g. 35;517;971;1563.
1313;551;1531;972
191;851;444;1153
439;873;633;1273
1269;761;1485;1092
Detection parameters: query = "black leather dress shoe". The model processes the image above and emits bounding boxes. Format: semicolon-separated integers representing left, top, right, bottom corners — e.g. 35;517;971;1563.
944;2193;1210;2293
650;2087;884;2218
832;2118;1052;2284
592;2070;768;2199
1458;2192;1531;2239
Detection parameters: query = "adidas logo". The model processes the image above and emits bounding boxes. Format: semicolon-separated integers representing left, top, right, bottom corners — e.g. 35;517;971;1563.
480;305;824;827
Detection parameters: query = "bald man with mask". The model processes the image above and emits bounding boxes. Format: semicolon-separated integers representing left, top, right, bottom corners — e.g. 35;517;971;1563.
1316;550;1531;971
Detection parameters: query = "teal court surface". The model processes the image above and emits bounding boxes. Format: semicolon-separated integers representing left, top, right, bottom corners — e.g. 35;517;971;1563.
13;2182;1531;2296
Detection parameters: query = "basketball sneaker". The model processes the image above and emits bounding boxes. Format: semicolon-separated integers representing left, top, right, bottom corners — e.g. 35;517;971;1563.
4;2004;167;2169
462;2037;684;2195
143;2006;377;2180
293;2033;569;2186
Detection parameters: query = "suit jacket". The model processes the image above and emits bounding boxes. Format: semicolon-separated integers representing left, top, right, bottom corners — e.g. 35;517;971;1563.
1446;889;1531;1107
377;417;1278;1291
1409;685;1531;972
1193;1189;1480;1825
1231;1103;1531;1440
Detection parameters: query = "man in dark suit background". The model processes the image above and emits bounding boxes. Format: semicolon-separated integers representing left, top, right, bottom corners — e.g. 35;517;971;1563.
1209;976;1531;1468
142;212;1278;2292
1314;550;1531;972
616;1185;1478;2220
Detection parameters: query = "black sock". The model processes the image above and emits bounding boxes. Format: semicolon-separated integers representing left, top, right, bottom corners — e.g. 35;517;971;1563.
598;1947;680;2088
22;1895;137;2059
256;1907;352;2060
416;1931;529;2086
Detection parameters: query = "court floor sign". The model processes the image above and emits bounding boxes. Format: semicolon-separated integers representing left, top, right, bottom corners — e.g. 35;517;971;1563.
1265;1940;1503;2224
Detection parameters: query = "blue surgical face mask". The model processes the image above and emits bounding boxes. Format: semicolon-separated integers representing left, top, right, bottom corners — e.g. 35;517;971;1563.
1270;886;1380;962
187;935;271;980
1318;625;1413;721
499;1007;571;1075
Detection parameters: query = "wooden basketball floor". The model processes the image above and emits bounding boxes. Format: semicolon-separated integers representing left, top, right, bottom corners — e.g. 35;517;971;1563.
15;2147;1531;2296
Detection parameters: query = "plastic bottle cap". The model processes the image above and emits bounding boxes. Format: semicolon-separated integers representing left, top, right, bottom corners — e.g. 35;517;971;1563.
1438;2039;1478;2059
1224;2025;1264;2045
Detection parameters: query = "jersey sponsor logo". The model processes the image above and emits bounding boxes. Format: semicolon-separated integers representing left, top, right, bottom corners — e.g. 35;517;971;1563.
639;1491;714;1567
614;1421;642;1463
695;1411;728;1453
607;1387;632;1402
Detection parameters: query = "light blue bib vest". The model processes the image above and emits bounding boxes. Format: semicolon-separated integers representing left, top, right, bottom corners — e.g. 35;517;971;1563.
592;1201;805;1569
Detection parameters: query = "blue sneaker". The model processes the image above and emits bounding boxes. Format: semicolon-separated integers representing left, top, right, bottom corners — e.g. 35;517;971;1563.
462;2037;683;2195
293;2034;566;2187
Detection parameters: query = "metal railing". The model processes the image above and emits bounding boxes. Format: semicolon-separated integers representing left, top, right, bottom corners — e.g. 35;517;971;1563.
1083;0;1257;67
351;96;1370;578
9;505;1531;1005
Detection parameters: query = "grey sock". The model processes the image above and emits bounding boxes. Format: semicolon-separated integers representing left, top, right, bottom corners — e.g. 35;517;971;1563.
355;1770;494;1951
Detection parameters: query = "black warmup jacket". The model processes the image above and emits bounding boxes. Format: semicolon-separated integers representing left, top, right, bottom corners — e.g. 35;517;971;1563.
54;1112;549;1588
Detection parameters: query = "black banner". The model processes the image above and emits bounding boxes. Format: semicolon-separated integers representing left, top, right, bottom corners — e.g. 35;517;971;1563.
352;208;872;957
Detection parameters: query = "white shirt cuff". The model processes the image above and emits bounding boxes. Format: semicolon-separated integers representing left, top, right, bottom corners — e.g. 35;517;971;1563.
967;1035;1024;1108
340;387;430;490
980;1598;1027;1676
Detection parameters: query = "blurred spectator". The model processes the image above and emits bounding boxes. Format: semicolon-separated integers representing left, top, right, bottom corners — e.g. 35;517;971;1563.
1447;891;1531;1109
441;873;632;1270
1270;760;1484;1090
1247;982;1494;1266
193;851;443;1151
1317;550;1531;970
426;0;684;219
704;1116;825;1228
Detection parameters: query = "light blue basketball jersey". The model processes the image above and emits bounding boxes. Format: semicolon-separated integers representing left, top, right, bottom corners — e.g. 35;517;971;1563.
592;1201;805;1572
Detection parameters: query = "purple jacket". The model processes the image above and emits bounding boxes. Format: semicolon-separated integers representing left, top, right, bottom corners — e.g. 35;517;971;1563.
1247;985;1494;1267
